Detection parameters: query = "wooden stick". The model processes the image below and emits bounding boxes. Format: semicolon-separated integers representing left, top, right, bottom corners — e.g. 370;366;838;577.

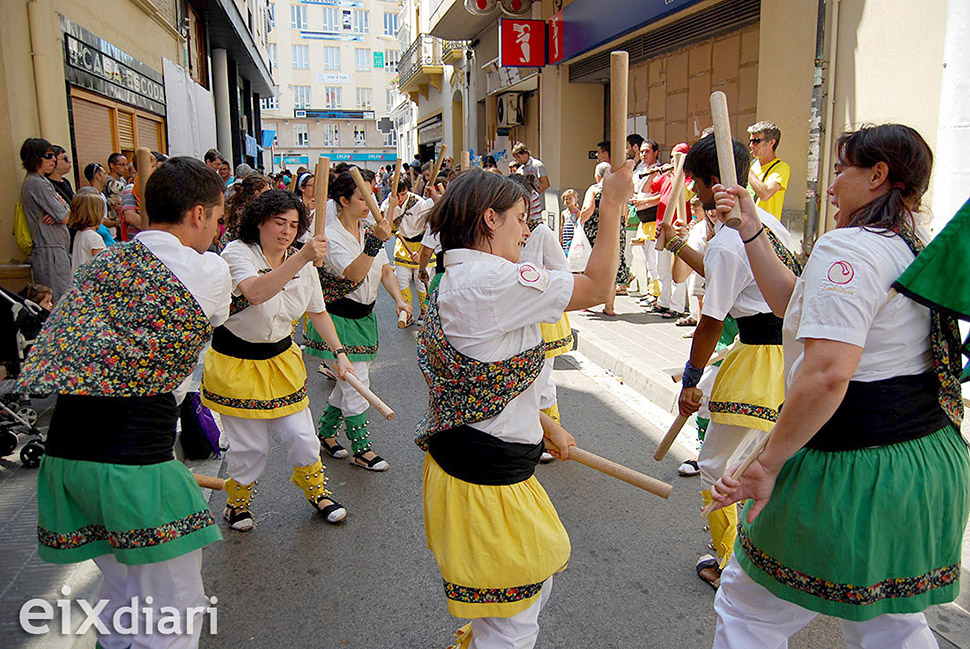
397;310;409;328
461;150;471;170
710;91;742;228
288;174;299;193
390;158;402;197
670;347;731;382
653;390;702;461
317;362;396;419
312;156;330;267
349;167;385;224
656;151;686;251
610;51;629;174
135;147;153;231
542;413;672;499
193;473;225;491
701;433;770;517
429;144;448;188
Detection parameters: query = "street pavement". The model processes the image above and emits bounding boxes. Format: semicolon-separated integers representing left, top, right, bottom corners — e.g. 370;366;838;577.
1;286;968;648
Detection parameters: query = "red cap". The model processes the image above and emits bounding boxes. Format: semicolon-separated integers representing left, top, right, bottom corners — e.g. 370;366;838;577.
672;142;690;155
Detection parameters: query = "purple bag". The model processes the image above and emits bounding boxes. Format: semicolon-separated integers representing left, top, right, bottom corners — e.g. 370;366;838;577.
179;392;222;459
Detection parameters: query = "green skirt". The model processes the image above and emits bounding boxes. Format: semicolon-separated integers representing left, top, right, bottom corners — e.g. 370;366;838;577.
305;311;378;362
37;456;222;566
737;425;970;621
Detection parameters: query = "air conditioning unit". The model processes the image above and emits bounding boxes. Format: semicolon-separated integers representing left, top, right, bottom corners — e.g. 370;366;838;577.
295;109;307;118
497;93;524;127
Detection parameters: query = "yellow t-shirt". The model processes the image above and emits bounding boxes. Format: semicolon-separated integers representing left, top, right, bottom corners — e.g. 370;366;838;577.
749;157;790;219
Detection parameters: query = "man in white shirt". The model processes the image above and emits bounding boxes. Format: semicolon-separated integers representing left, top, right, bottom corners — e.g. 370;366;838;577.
512;142;550;194
380;175;435;324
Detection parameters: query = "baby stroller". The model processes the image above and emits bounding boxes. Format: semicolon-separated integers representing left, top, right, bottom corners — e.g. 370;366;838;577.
0;286;46;466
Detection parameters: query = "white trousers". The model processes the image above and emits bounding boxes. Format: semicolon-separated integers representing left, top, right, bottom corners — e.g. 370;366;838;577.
687;272;703;319
328;360;370;417
622;233;636;286
538;358;557;410
645;244;659;283
714;559;939;649
657;249;687;312
222;408;320;485
697;422;767;491
93;549;208;649
470;577;554;649
629;241;649;294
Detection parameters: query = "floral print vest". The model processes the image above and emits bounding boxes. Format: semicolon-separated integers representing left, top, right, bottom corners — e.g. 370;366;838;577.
18;240;212;396
414;289;545;450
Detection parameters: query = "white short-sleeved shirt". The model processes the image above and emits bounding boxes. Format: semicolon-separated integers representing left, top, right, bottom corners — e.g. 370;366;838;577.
783;227;932;386
701;207;792;321
135;230;230;328
220;240;325;343
632;160;650;195
421;223;441;254
438;248;574;444
324;217;389;305
521;223;570;272
518;157;548;181
380;193;434;238
72;228;105;273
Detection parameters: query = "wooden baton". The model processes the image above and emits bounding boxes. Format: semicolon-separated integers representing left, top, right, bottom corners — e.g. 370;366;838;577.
349;167;385;224
429;144;448;189
312;156;330;267
710;91;742;228
390;158;402;197
316;363;396;420
397;310;409;328
656;151;686;251
193;473;225;491
610;51;629;174
700;433;771;518
135;147;153;231
461;150;471;170
653;389;702;461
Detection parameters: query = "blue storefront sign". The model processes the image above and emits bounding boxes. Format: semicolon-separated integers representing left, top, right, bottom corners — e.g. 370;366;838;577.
274;153;398;165
562;0;704;62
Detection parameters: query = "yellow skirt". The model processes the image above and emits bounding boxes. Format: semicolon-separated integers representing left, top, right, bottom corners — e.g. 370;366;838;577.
201;344;308;420
393;236;434;269
541;314;572;359
708;342;784;432
423;454;571;619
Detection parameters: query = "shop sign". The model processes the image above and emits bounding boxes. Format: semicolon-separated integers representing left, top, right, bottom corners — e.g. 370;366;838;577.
417;114;443;145
316;72;353;84
60;17;165;115
374;52;385;69
300;0;363;5
301;31;365;42
548;10;564;64
275;153;397;164
303;109;376;119
499;19;546;68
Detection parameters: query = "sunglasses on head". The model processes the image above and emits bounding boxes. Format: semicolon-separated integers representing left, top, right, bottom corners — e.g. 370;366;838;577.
41;152;56;160
749;138;764;145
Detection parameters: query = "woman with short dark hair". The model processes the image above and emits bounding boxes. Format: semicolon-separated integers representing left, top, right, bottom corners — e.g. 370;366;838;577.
19;138;71;301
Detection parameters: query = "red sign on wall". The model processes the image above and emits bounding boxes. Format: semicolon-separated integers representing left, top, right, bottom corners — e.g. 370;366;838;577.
498;19;546;68
548;10;564;64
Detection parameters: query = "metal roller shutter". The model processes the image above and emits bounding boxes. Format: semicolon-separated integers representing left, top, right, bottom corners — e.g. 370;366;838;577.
71;96;114;175
137;116;164;152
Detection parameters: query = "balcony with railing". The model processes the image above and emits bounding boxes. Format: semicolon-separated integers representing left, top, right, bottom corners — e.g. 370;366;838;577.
397;33;444;102
440;39;468;65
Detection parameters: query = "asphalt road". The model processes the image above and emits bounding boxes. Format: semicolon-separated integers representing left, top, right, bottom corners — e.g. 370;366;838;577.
199;292;958;649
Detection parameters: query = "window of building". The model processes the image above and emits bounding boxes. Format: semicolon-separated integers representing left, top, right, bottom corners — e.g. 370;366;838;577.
383;130;398;147
354;125;366;147
352;9;369;34
267;3;275;29
385;88;394;110
260;96;279;110
290;5;307;29
322;7;339;31
354;48;370;72
294;86;311;109
323;124;339;147
294;123;309;147
384;49;401;72
324;46;341;70
292;45;309;69
356;87;373;110
383;12;398;36
268;43;278;69
325;87;342;109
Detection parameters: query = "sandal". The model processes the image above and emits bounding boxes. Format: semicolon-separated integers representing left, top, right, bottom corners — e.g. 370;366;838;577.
320;437;349;459
678;459;700;476
675;316;698;327
224;506;254;532
695;554;721;590
352;451;389;472
313;497;347;524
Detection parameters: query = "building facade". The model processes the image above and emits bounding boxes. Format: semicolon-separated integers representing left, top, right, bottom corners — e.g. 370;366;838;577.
261;0;401;173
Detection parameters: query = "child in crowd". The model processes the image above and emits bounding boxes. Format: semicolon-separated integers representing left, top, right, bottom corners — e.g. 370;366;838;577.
67;193;105;273
559;189;579;255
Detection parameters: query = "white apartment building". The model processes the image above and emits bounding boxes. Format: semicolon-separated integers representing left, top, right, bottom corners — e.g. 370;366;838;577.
262;0;403;172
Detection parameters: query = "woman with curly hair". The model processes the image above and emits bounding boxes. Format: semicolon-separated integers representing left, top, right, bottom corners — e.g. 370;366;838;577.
217;173;272;250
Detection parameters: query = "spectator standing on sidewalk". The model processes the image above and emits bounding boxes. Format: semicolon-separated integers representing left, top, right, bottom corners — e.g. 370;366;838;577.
647;143;691;319
579;162;627;315
204;148;224;172
105;152;128;225
20;138;71;302
78;164;117;246
513;142;550;194
67;193;105;273
632;139;663;301
746;121;789;219
46;146;74;205
596;140;611;165
559;189;579;254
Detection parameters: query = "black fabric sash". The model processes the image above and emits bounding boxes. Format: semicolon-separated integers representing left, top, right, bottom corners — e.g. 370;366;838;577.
404;233;424;243
427;425;543;485
735;312;784;345
806;372;951;452
435;252;445;275
636;205;658;225
46;393;178;465
212;326;291;360
327;296;375;319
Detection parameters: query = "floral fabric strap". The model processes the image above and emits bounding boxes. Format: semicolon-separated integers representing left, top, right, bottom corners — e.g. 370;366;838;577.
17;240;212;396
894;228;964;428
317;266;365;304
414;290;545;450
765;227;803;276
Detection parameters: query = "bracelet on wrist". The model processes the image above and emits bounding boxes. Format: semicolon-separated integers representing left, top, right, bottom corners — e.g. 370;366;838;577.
664;235;684;253
334;348;348;357
671;239;689;257
681;361;704;389
362;232;383;257
742;225;766;245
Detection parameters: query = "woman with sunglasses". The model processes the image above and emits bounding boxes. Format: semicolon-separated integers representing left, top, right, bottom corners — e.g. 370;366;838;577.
19;138;71;302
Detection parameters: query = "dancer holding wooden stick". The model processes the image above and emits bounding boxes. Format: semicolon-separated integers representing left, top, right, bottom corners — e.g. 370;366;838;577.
707;123;969;647
677;98;800;589
306;169;410;472
381;174;435;326
416;52;632;649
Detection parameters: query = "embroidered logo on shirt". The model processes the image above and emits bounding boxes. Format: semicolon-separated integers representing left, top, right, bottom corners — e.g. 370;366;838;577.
517;263;548;291
826;261;854;285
